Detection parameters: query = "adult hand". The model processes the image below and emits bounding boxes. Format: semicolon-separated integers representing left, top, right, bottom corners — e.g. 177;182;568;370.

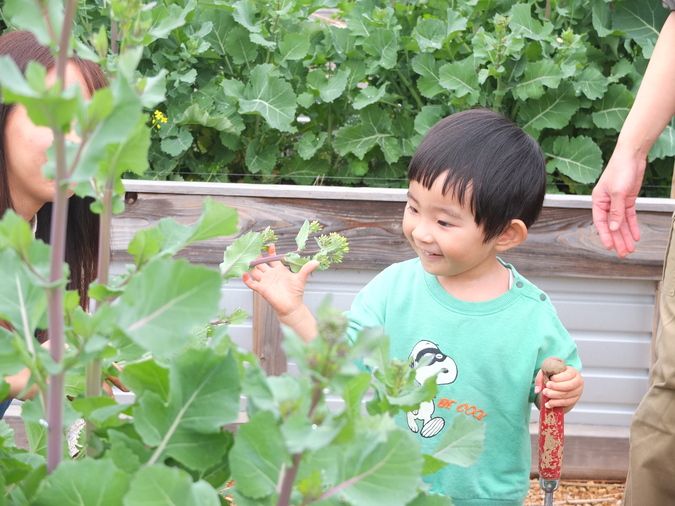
591;145;646;257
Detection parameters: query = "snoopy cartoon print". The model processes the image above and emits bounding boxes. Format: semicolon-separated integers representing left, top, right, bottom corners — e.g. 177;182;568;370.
407;340;458;438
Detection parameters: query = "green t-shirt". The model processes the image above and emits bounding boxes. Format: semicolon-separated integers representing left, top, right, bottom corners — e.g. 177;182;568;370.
346;258;581;505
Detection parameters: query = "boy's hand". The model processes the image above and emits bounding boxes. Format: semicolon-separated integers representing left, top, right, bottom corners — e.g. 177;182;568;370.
242;244;319;322
534;365;584;413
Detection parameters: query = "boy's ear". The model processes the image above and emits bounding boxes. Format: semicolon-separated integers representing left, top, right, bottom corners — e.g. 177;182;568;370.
494;219;528;252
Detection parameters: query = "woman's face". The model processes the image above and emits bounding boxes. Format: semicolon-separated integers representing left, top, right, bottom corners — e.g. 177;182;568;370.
3;62;91;220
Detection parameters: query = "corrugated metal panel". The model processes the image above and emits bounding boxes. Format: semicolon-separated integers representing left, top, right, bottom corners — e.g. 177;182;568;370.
111;263;655;428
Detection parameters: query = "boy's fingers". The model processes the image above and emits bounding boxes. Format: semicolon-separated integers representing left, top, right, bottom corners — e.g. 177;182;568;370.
298;260;320;281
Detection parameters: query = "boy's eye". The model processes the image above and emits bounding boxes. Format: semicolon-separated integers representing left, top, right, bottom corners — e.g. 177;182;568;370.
407;204;418;214
437;220;451;227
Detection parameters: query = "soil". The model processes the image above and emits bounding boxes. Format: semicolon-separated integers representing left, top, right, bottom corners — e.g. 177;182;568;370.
525;479;625;506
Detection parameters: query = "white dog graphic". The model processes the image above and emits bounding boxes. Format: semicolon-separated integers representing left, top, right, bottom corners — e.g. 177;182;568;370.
407;340;458;438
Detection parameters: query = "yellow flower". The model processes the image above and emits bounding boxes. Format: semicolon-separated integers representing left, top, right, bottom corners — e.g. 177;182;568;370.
151;109;168;129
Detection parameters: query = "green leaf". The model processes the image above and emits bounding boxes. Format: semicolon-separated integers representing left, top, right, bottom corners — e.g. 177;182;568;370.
414;105;444;136
591;0;613;38
591;84;634;131
120;359;170;402
334;107;393;160
220;231;266;279
297;132;328;160
147;0;195;41
114;260;222;357
517;84;578;136
332;429;423;506
307;68;351;104
239;65;297;132
229;411;290;499
413;18;447;53
33;459;129;506
353;84;387;110
429;416;485;467
160;127;193;157
406;493;454;506
362;28;399;70
512;60;563;101
508;3;553;41
573;66;608;100
224;26;259;64
279;32;311;61
178;103;244;134
613;2;667;58
133;349;240;468
412;54;444;99
438;58;480;104
649;125;675;162
2;0;63;45
233;0;261;33
295;220;311;250
0;249;48;339
246;139;278;174
542;136;603;184
124;465;220;506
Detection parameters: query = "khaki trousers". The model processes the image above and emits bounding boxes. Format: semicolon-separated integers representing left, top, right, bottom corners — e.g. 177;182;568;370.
624;214;675;505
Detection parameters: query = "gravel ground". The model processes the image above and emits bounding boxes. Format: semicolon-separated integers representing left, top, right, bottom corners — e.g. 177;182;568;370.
525;479;625;506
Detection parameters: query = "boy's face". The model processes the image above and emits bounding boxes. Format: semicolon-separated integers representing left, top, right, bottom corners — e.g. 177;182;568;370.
403;175;500;282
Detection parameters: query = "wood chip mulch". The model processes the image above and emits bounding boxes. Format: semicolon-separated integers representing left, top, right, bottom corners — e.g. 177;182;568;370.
525;479;625;506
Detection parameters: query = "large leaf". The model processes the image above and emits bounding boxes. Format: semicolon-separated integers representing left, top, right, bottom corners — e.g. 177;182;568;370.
229;411;290;499
438;58;480;104
33;459;129;506
413;18;447;53
512;60;564;101
133;349;240;470
334;107;394;160
518;85;578;136
2;0;63;45
411;54;444;99
239;64;297;132
324;429;423;506
508;3;553;41
428;416;485;467
543;136;603;184
307;68;351;104
362;28;398;70
113;259;221;357
573;66;608;100
613;2;667;58
279;32;311;61
124;465;220;506
591;84;634;131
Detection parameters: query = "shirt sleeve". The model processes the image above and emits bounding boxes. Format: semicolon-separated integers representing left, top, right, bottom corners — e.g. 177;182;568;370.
528;316;582;403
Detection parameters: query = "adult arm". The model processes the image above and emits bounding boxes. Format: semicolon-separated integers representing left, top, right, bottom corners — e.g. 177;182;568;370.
591;12;675;257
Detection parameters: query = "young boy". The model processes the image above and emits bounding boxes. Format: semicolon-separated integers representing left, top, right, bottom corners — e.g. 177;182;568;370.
243;108;583;505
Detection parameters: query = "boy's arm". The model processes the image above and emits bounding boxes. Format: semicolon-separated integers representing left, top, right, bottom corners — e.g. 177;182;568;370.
242;245;320;342
534;366;584;414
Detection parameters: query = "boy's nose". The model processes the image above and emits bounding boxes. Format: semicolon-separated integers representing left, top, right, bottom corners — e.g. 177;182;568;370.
412;224;433;244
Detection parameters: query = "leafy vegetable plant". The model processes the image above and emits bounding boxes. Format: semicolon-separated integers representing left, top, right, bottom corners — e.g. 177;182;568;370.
24;0;670;196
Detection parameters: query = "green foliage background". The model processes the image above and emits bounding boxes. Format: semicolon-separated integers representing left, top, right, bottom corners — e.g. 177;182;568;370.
3;0;675;195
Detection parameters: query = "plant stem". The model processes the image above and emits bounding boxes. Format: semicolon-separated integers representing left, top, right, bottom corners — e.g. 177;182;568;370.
46;0;77;473
84;179;113;455
396;67;423;111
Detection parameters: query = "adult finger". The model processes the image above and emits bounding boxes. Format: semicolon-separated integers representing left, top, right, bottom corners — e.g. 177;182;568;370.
591;202;614;250
608;192;627;233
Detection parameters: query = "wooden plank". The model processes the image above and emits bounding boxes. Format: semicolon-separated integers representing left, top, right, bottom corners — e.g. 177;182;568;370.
112;192;673;280
252;293;286;375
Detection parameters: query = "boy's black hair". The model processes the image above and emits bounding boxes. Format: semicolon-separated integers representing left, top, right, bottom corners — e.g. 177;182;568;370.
408;108;546;242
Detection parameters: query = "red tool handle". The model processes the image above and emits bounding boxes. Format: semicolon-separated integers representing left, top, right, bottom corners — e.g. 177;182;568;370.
538;357;566;480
